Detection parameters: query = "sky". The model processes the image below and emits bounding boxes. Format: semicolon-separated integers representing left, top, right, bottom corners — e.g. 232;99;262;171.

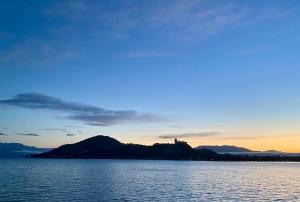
0;0;300;152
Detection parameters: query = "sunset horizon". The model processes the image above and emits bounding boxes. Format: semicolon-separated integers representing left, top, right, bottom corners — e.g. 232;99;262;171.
1;92;300;153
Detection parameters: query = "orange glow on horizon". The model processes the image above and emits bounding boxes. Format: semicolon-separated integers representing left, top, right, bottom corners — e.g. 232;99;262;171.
135;136;300;153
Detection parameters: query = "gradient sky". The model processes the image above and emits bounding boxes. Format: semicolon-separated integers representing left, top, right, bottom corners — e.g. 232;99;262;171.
1;0;300;152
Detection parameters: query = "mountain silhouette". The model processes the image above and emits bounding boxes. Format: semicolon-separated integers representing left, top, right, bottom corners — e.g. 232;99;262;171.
195;145;254;153
29;135;300;161
30;135;219;160
0;143;51;158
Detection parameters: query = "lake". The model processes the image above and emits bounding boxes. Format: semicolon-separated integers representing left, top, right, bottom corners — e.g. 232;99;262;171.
0;159;299;201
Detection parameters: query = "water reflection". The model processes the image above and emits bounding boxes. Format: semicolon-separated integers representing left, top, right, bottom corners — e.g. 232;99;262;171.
0;159;299;201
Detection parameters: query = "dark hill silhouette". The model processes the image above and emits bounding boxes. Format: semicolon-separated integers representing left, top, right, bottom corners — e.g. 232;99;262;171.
29;135;300;161
30;135;219;160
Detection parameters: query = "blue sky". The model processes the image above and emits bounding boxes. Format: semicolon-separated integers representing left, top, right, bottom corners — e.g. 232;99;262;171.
0;0;300;151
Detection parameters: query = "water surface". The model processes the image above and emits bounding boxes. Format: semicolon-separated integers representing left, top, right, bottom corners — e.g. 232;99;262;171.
0;159;299;201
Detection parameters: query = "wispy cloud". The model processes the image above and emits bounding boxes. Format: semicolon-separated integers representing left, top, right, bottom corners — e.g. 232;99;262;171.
44;0;139;38
39;128;70;133
0;93;162;126
158;132;221;139
217;134;300;140
0;132;8;136
66;133;75;136
149;1;247;41
44;0;288;43
17;133;40;137
86;123;110;127
228;46;271;56
0;0;292;67
0;42;30;65
218;136;269;140
0;38;82;67
64;125;80;128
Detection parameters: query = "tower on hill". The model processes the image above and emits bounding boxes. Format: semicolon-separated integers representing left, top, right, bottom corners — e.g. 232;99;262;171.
174;138;187;145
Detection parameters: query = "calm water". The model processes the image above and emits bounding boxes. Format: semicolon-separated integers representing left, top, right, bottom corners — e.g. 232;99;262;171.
0;159;299;201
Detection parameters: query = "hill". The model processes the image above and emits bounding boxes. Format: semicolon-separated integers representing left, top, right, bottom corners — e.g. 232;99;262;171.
195;145;253;153
29;136;300;161
30;135;219;160
0;143;51;158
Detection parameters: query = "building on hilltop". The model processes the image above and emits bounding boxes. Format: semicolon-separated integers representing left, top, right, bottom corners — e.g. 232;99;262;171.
174;138;187;145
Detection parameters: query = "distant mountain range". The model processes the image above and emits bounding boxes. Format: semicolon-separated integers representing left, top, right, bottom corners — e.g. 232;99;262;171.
194;145;300;156
195;145;254;153
30;135;219;160
0;143;51;158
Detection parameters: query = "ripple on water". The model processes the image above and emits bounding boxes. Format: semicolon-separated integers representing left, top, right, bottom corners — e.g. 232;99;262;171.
0;159;299;201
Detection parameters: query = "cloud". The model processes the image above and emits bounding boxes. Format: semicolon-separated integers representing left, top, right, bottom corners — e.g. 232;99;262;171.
0;38;83;68
86;123;110;127
64;125;80;128
228;47;271;56
158;133;299;141
158;132;220;139
218;134;300;140
0;1;292;68
66;133;75;136
0;93;162;126
0;132;8;136
44;0;139;38
40;128;70;133
43;0;287;43
17;133;40;137
0;93;99;112
217;136;266;140
149;1;247;40
0;42;30;65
